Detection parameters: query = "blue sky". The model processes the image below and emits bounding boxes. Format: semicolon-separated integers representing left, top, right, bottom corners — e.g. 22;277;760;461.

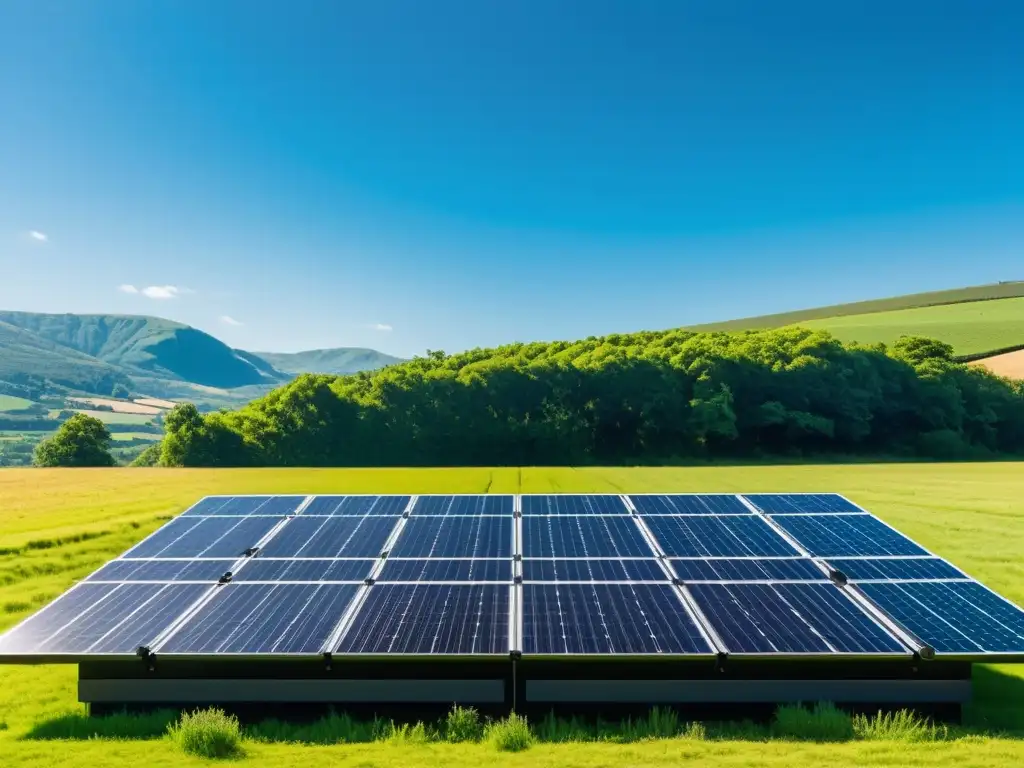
1;1;1021;357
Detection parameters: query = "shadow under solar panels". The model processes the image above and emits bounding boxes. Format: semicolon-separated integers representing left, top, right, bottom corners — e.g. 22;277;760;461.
521;495;630;516
412;495;514;516
771;514;929;557
629;494;751;515
521;515;654;557
643;515;799;557
0;583;210;656
158;583;360;654
301;495;410;516
858;581;1024;654
521;558;668;582
522;583;713;655
742;493;864;514
181;495;307;517
337;584;509;655
687;582;907;655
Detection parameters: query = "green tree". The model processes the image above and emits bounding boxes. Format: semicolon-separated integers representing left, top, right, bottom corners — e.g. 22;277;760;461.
34;413;115;467
111;383;131;399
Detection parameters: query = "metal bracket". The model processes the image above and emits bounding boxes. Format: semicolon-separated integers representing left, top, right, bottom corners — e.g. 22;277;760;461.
827;569;849;586
243;546;260;557
218;571;233;585
364;577;376;586
323;651;333;671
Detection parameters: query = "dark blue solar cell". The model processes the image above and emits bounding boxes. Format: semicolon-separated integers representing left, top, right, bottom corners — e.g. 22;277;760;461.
0;583;209;655
771;515;927;557
337;584;509;654
376;559;512;582
743;494;864;514
126;516;283;558
182;496;306;516
234;559;376;582
521;516;654;557
522;583;713;655
302;495;410;516
630;494;750;515
521;495;629;515
160;584;359;654
644;516;798;557
859;581;1024;654
830;558;967;581
259;516;397;558
687;583;832;653
390;517;512;557
412;495;514;516
670;558;826;581
522;559;668;582
772;584;906;653
86;559;235;582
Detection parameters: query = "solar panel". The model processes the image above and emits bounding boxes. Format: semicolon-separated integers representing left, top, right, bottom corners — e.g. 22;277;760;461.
521;494;630;515
521;515;654;557
770;514;928;557
337;584;509;654
521;558;667;582
669;557;827;582
643;515;800;557
829;557;968;581
301;495;409;516
390;516;512;558
181;495;307;516
629;494;751;515
4;492;1022;665
376;558;512;582
858;581;1024;654
158;584;360;654
412;495;514;516
687;582;906;654
742;494;864;514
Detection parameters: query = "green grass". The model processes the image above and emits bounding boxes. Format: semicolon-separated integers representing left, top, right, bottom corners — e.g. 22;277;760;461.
167;708;245;759
0;395;34;412
796;296;1024;356
110;432;162;442
1;464;1024;766
72;409;155;425
688;280;1024;332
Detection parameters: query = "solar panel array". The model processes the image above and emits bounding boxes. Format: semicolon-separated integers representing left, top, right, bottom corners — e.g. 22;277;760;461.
2;493;1023;661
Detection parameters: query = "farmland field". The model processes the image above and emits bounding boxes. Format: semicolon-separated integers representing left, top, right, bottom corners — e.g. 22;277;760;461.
109;432;162;442
796;296;1024;356
71;409;156;425
1;464;1023;766
0;394;34;411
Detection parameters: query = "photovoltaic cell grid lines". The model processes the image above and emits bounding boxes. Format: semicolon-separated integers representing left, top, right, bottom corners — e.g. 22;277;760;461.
4;492;1024;662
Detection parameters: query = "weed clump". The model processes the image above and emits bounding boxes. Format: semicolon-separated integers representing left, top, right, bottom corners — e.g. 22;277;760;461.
167;708;245;759
773;702;854;741
485;713;533;752
444;705;483;743
853;709;947;741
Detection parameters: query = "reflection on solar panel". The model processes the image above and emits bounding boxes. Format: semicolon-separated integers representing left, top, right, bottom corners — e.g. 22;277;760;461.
3;492;1023;668
770;514;928;557
743;494;864;514
521;515;653;557
522;584;712;654
337;584;509;654
644;515;800;557
629;494;751;515
521;495;629;515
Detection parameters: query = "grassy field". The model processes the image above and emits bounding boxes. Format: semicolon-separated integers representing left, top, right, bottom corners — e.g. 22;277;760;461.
1;464;1023;765
71;409;156;425
110;432;162;442
795;297;1024;356
0;394;34;412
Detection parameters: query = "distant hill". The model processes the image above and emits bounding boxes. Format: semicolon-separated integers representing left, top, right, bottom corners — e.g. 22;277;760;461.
251;348;405;375
0;311;402;401
688;281;1024;332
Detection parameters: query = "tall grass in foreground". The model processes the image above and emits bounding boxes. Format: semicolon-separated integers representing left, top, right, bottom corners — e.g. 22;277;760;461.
485;713;533;752
853;709;949;741
167;708;245;759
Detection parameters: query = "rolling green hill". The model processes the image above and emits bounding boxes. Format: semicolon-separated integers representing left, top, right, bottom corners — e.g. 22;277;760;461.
688;281;1024;332
252;347;405;375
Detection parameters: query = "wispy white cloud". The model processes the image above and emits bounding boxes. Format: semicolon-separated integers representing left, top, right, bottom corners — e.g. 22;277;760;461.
141;285;181;299
369;323;393;332
118;284;139;294
28;230;48;242
220;315;243;327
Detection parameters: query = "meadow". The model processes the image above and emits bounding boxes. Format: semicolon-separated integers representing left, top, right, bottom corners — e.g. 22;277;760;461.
798;296;1024;357
1;464;1023;765
0;395;34;412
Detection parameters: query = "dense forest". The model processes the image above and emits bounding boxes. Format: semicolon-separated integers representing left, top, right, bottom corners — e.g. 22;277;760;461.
157;328;1024;467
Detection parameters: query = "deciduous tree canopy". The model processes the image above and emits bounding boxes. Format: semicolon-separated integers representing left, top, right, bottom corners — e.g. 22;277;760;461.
34;413;116;467
158;328;1024;467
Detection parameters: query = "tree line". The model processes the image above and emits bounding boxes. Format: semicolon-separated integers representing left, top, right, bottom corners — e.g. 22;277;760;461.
134;328;1023;468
